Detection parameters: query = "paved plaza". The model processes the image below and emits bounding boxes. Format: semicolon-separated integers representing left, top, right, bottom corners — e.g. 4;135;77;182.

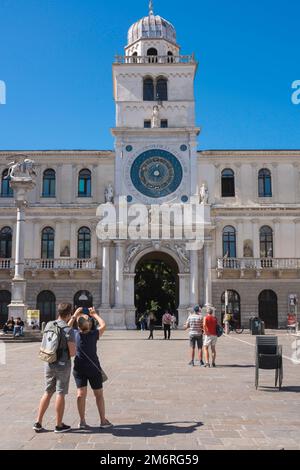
0;330;299;450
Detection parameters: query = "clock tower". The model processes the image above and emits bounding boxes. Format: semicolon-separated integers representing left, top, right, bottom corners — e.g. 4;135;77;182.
104;2;210;329
112;2;200;203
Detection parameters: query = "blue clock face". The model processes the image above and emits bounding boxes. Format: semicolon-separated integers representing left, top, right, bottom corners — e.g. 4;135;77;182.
130;149;183;198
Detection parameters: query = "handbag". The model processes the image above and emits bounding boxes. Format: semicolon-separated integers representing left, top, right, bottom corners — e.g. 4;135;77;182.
216;323;224;338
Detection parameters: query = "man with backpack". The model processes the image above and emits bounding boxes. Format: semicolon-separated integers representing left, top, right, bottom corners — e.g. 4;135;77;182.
33;303;77;433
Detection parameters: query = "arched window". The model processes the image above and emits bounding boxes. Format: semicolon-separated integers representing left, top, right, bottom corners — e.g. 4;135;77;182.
41;227;55;259
221;290;241;326
1;169;13;198
74;290;93;309
167;51;174;63
78;169;91;197
221;169;235;197
147;48;158;63
132;52;138;63
223;226;236;258
37;291;56;325
156;77;168;101
0;227;12;259
0;290;11;328
258;169;272;197
78;227;91;259
260;226;273;258
143;77;154;101
42;169;56;198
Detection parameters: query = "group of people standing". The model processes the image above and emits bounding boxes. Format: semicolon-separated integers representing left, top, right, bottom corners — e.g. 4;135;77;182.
138;310;177;340
185;305;219;368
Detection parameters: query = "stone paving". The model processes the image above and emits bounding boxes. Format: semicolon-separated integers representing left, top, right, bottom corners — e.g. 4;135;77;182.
0;330;299;450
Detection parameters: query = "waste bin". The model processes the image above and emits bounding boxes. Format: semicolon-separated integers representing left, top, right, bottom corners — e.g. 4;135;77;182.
249;317;264;335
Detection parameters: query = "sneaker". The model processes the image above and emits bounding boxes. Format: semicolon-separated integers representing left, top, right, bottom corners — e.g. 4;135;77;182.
204;363;210;368
188;360;194;366
78;423;91;430
100;420;113;429
212;363;216;368
54;423;71;433
199;360;205;367
33;422;44;433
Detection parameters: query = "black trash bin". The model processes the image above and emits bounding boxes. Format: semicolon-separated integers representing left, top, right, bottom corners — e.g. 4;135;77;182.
250;317;264;335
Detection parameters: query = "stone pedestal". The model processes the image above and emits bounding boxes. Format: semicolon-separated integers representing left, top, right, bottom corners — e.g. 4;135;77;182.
8;176;36;322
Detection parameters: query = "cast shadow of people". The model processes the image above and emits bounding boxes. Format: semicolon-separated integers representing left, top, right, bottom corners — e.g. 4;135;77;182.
72;421;203;437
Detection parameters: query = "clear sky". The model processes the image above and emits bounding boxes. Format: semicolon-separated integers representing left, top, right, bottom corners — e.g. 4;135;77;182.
0;0;299;150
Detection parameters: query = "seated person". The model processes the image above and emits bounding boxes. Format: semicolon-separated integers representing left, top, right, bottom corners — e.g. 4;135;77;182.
13;318;25;337
3;317;15;334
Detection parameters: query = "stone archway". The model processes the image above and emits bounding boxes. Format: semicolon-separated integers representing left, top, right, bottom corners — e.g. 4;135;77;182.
135;251;179;326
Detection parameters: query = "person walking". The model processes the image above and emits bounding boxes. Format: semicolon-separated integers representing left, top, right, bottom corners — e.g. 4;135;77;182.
33;303;76;433
223;311;232;335
148;312;156;340
162;310;172;340
68;307;112;430
203;307;218;368
185;305;204;366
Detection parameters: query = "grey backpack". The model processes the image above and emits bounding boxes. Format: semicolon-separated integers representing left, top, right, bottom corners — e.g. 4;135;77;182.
39;322;65;364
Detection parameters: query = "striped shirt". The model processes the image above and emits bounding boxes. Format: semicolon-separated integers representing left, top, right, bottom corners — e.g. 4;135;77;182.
186;313;203;336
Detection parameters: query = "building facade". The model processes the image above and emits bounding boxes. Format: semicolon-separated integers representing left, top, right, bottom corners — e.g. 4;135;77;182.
1;7;300;329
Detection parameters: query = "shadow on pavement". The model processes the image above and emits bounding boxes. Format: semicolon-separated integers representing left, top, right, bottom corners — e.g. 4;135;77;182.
216;364;255;368
70;421;203;437
259;386;300;393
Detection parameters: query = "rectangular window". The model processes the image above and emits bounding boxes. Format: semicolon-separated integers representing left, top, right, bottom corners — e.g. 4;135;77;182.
160;120;168;128
144;120;151;128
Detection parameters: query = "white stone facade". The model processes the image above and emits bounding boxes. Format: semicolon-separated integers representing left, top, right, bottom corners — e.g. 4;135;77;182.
0;8;299;329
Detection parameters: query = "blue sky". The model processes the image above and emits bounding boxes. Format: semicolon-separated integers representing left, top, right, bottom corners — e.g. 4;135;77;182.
0;0;299;150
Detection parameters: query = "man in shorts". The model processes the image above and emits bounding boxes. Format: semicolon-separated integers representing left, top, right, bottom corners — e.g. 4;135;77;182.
33;303;76;433
203;306;218;368
185;305;204;367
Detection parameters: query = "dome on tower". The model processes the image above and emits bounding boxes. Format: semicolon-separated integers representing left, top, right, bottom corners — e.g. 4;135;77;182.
127;12;177;46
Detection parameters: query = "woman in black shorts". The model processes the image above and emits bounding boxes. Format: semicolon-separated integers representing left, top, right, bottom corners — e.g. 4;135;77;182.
68;308;112;429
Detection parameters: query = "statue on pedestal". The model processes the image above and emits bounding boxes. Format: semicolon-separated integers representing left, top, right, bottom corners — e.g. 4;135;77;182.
151;105;160;128
105;184;114;203
199;183;209;204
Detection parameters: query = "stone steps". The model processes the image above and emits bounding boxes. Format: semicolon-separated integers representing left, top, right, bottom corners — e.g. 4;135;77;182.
0;331;42;343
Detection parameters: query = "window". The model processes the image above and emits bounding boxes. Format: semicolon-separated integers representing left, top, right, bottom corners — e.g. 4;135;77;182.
260;226;273;258
132;52;138;63
167;51;174;63
37;291;56;325
1;169;13;198
156;78;168;101
0;227;12;259
41;227;55;259
221;169;235;197
147;48;158;63
221;290;241;326
78;227;91;259
258;169;272;197
160;120;168;128
74;290;93;309
143;77;168;102
144;120;151;128
78;169;91;197
223;226;236;258
143;78;154;101
42;169;56;198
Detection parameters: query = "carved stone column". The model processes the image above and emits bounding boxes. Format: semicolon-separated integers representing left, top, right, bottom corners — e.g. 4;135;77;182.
101;242;111;308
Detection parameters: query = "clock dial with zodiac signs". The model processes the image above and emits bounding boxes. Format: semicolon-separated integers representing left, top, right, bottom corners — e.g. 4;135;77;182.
130;149;183;198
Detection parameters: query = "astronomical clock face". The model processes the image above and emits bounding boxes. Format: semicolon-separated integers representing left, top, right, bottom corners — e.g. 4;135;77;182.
130;149;183;199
